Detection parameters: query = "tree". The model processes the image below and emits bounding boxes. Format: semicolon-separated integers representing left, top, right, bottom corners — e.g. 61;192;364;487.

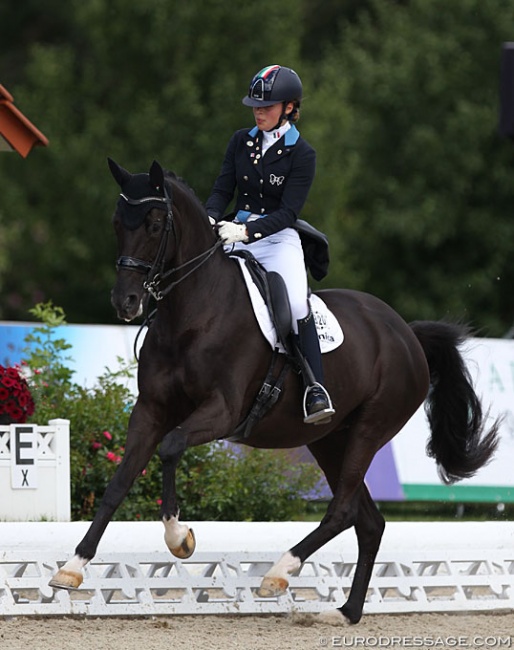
305;0;514;336
0;0;304;323
2;0;514;337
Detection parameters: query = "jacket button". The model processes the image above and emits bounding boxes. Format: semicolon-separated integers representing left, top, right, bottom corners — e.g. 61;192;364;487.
243;175;249;181
277;149;282;154
245;204;250;210
254;233;262;239
261;208;265;213
259;179;263;184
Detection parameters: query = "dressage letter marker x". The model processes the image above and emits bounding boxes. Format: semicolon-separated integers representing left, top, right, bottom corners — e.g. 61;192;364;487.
10;425;38;489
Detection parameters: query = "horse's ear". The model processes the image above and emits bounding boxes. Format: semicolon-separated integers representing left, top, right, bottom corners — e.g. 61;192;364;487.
107;157;131;188
149;160;165;192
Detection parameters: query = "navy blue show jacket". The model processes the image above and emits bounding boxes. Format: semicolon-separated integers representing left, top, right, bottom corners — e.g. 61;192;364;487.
205;125;316;243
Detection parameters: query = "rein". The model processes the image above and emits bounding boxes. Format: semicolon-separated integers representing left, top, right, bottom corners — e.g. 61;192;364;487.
144;239;223;301
116;182;223;301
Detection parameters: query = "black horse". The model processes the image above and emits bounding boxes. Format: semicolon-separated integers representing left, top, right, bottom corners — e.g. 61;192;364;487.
49;160;499;624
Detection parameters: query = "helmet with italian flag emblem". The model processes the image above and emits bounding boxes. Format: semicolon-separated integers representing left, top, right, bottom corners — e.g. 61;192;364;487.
242;65;303;107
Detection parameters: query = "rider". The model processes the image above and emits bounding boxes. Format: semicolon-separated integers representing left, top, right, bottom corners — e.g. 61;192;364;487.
205;64;335;425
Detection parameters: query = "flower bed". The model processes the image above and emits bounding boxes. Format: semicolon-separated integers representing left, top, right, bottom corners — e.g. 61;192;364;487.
0;364;35;424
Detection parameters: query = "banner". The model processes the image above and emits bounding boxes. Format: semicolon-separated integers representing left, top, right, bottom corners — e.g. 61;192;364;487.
1;322;513;502
383;338;514;502
0;321;141;395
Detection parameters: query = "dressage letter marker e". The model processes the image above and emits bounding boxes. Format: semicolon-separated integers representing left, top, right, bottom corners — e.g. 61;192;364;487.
11;425;38;489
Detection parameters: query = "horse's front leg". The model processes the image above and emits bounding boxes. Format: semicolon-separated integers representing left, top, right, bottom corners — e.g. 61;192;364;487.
158;430;196;559
158;396;236;560
49;405;162;590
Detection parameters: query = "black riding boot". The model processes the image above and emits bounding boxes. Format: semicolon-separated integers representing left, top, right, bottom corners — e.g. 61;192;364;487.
297;311;335;425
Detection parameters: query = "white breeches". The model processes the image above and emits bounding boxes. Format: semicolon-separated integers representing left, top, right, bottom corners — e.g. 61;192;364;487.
228;228;309;334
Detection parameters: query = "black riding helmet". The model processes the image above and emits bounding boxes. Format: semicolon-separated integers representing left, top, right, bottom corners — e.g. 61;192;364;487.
242;65;303;107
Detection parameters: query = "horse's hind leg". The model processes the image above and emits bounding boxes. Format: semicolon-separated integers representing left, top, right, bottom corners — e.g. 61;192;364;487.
339;484;385;623
258;429;385;624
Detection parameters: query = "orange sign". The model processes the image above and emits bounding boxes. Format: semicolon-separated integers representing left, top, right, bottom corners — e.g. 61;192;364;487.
0;84;49;157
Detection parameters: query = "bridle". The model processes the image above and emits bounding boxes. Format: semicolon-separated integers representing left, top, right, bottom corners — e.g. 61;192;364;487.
116;180;222;301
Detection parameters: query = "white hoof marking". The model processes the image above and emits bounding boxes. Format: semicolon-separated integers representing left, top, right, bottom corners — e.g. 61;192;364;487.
258;551;301;596
163;515;196;558
264;551;301;581
49;555;88;590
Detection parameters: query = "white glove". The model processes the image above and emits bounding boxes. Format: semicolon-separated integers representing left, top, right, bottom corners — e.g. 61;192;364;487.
217;221;249;244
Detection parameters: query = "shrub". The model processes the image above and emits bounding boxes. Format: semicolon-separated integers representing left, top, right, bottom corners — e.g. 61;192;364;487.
23;302;321;521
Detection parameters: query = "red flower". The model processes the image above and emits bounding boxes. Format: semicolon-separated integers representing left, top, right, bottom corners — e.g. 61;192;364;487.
106;451;122;464
0;364;35;424
9;406;23;421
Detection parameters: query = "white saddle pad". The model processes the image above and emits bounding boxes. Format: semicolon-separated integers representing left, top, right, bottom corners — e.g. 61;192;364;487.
232;256;344;354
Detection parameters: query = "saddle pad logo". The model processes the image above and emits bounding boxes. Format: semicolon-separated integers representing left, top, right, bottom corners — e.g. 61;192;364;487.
231;256;344;354
269;174;284;186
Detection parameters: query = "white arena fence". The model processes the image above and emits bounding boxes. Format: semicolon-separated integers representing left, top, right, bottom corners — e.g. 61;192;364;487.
0;419;70;522
1;521;514;617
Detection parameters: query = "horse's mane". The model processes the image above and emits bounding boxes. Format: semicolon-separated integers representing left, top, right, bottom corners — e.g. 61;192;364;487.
164;169;206;215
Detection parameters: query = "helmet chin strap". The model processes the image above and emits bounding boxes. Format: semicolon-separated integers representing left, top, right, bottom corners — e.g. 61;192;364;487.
267;102;290;131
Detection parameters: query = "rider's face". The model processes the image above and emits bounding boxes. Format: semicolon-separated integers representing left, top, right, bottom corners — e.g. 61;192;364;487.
252;102;293;132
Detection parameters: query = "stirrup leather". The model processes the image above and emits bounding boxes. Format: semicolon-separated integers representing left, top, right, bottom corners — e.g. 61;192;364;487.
302;382;335;425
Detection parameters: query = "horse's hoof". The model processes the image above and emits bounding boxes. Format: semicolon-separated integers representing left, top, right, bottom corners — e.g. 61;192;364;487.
48;569;83;590
170;527;196;559
257;576;289;597
339;604;362;625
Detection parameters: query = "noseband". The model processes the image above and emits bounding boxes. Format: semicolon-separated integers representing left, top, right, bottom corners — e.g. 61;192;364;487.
116;181;222;301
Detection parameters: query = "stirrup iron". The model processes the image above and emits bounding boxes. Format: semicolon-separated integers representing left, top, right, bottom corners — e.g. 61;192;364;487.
302;382;335;425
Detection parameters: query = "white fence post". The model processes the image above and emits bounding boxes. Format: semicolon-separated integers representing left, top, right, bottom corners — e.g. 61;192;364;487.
0;418;70;521
47;418;71;521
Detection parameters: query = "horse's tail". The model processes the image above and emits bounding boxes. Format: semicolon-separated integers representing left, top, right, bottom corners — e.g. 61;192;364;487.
409;320;499;485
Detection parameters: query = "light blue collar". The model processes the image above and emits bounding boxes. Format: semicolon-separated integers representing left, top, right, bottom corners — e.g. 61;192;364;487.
284;125;300;145
248;124;300;145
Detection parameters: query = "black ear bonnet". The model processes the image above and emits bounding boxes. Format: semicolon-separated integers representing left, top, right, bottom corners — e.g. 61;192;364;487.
108;158;169;230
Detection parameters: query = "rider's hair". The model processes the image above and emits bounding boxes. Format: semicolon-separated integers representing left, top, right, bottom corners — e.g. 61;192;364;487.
287;99;301;123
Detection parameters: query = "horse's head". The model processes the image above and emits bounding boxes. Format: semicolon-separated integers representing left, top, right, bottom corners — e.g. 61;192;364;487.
109;158;219;322
109;158;175;321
